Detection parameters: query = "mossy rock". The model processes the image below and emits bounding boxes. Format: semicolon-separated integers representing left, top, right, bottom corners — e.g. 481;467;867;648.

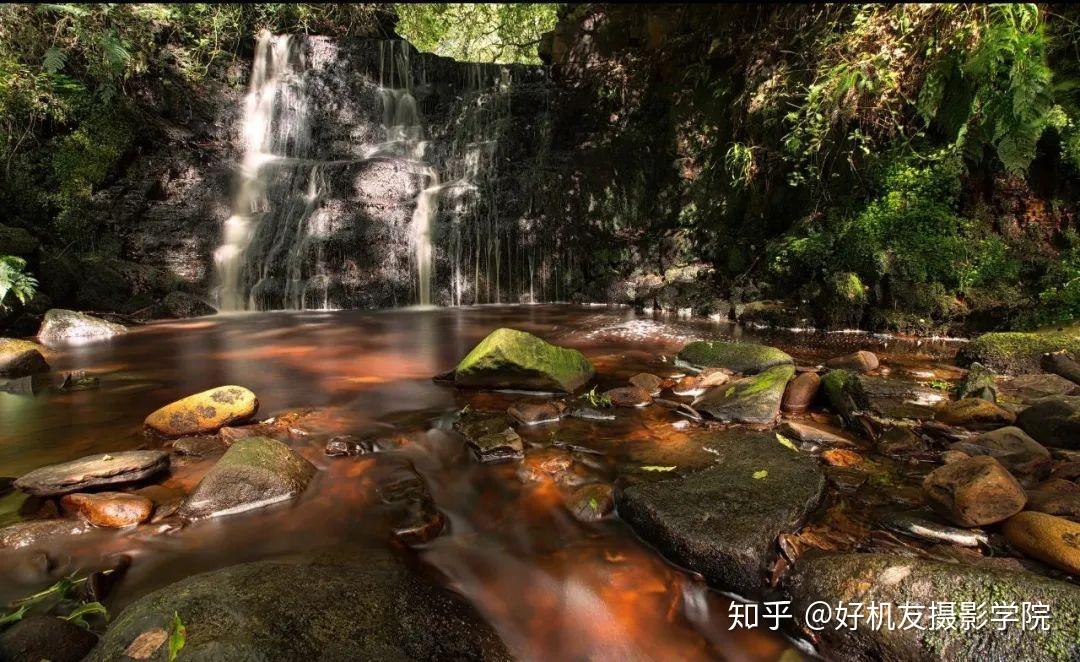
956;362;997;402
693;364;795;424
676;340;793;374
453;328;594;393
821;369;869;425
786;553;1080;661
959;328;1080;375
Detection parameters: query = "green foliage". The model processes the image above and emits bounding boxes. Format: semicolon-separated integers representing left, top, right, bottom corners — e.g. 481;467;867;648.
168;611;187;661
0;255;37;310
1;572;108;632
395;4;557;64
581;386;613;409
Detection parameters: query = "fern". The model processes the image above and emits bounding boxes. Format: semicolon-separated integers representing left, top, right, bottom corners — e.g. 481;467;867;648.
0;256;37;310
42;45;66;73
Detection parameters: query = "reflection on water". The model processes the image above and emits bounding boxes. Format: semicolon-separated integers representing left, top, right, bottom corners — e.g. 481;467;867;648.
0;305;960;660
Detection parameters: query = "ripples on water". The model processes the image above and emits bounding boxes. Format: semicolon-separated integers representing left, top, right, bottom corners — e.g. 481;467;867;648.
0;305;962;660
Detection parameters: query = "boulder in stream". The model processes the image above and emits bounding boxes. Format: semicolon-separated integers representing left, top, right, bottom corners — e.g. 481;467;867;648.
0;614;98;662
86;547;511;661
36;308;126;346
628;372;664;395
452;327;595;393
956;362;998;402
824;350;879;373
693;364;794;424
61;491;154;527
922;455;1027;526
14;450;169;496
145;385;259;436
0;338;49;378
1016;395;1080;450
676;340;792;374
786;553;1080;661
0;518;92;550
603;385;653;408
948;426;1050;477
178;437;315;520
781;371;820;414
1003;511;1080;575
618;430;825;596
935;397;1015;429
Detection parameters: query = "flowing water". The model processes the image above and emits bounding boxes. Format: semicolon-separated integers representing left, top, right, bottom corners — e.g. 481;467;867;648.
0;305;962;660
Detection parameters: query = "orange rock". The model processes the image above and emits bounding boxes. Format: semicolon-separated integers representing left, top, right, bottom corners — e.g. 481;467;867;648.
61;492;153;527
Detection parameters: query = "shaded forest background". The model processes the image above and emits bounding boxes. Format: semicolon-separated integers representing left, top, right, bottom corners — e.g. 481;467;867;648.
1;3;1079;335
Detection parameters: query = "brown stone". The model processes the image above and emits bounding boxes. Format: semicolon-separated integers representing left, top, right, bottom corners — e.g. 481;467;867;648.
565;483;615;522
61;492;153;527
778;420;857;447
821;449;863;467
1025;489;1080;521
923;456;1027;526
824;350;879;373
948;426;1050;478
507;400;565;426
940;450;972;464
14;450;169;496
0;338;49;378
782;372;821;414
1003;511;1080;575
936;398;1016;429
603;385;653;408
628;373;664;395
877;427;927;456
145;385;259;436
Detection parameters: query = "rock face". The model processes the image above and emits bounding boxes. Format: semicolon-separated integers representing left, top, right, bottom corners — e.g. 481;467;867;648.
693;364;794;424
0;338;49;378
618;431;825;596
453;328;595;393
61;492;154;527
14;450;169;496
144;385;259;436
36;309;127;346
0;615;99;662
87;547;511;661
676;340;792;374
1004;511;1080;575
786;553;1080;662
936;397;1016;429
178;437;316;520
824;350;879;373
781;371;820;414
922;456;1027;526
1016;395;1080;449
151;291;217;319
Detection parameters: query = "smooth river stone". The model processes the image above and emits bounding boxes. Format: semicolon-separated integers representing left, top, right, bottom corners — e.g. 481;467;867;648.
14;450;169;496
0;338;49;378
824;350;879;373
922;455;1027;526
935;397;1015;429
0;519;92;550
781;371;820;413
178;437;315;520
61;492;153;527
628;373;664;395
603;385;653;408
1003;511;1080;575
145;385;259;436
36;308;126;346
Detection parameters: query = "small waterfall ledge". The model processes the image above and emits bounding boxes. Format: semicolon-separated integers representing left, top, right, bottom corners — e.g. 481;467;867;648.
213;33;562;311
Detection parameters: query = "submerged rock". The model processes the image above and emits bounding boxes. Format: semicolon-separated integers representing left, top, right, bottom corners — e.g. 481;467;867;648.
628;372;664;395
676;340;792;374
170;436;227;457
36;309;126;346
876;427;927;456
824;350;879;373
144;385;259;436
1004;511;1080;575
693;364;794;424
507;400;566;425
86;547;511;661
178;437;315;520
565;483;615;522
778;420;857;448
0;338;49;378
469;428;524;463
936;397;1015;429
781;371;820;414
618;430;825;596
0;519;91;550
0;614;98;662
1016;395;1080;450
786;553;1080;661
453;327;594;393
603;385;653;408
14;450;169;496
61;492;153;528
922;455;1027;526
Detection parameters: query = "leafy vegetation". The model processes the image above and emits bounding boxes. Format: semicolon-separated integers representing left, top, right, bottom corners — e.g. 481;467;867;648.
395;4;557;64
1;572;109;632
0;255;37;310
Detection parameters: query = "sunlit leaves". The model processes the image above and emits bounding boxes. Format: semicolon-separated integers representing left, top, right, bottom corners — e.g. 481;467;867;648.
395;3;557;64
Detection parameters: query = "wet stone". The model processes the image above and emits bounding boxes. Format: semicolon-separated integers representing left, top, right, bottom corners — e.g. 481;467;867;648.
14;450;169;497
936;397;1016;429
323;434;390;457
61;492;153;528
998;373;1080;403
0;615;98;662
603;385;653;408
170;436;227;457
693;364;794;424
570;407;615;421
628;373;664;396
1003;511;1080;575
516;448;574;484
948;426;1051;478
0;338;49;378
824;350;879;373
1025;488;1080;520
922;455;1027;526
565;483;615;522
1016;395;1080;450
0;519;91;550
676;340;792;374
778;420;857;448
37;308;126;347
956;362;997;402
469;428;524;463
507;400;566;425
453;327;595;393
145;385;259;436
877;427;927;456
132;485;184;522
781;371;820;414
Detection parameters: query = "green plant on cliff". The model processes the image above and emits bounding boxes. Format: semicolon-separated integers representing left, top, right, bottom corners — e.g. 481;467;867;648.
0;256;37;311
395;3;557;64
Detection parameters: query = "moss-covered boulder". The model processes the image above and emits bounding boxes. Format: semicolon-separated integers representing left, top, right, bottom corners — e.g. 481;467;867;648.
178;437;315;520
786;553;1080;661
821;369;869;424
619;430;825;597
144;385;259;436
956;362;997;402
676;340;793;374
0;338;49;378
86;547;510;661
693;364;795;424
959;328;1080;375
453;328;594;393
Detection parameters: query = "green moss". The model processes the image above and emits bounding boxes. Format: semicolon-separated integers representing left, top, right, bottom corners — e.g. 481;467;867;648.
821;369;868;424
958;327;1080;374
677;340;793;374
454;328;595;393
